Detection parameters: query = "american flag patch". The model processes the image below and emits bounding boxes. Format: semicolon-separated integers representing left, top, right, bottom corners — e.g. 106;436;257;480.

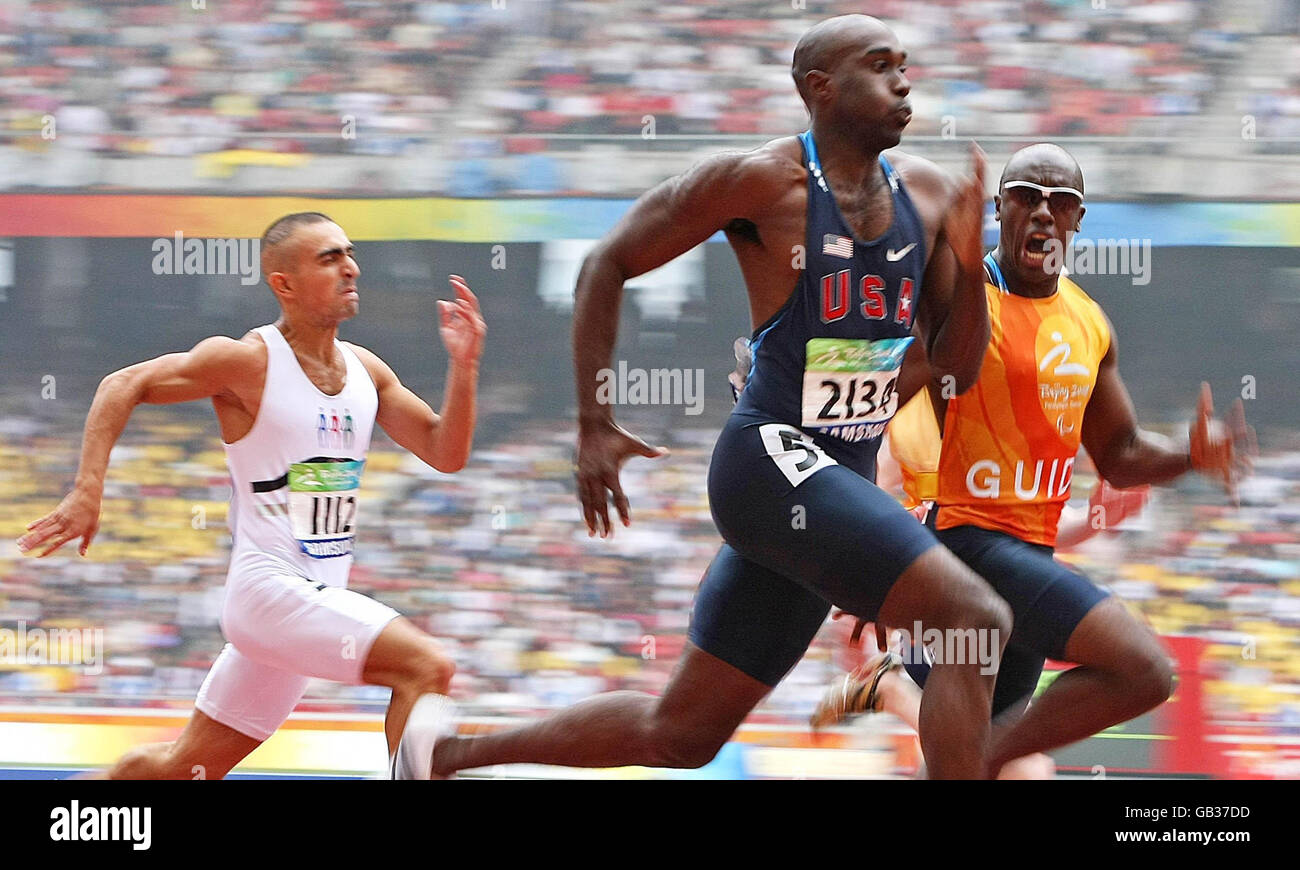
822;234;853;258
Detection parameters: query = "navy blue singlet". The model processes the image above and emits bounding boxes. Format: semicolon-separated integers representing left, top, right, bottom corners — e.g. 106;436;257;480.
691;131;941;686
734;129;927;477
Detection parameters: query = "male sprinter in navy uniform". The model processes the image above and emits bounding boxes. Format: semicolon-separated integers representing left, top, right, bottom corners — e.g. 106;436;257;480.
422;15;1010;779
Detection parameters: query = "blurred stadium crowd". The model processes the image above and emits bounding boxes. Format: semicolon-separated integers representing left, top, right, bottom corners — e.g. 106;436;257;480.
2;0;1299;778
2;401;1298;755
2;0;1299;194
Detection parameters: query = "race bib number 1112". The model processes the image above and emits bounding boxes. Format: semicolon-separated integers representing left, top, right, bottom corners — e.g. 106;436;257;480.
287;459;364;559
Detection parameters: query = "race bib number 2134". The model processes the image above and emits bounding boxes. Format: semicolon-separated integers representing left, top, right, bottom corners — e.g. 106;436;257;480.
802;336;913;438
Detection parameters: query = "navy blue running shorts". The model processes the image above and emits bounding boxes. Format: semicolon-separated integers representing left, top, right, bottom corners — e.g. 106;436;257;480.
688;413;940;686
902;510;1112;714
931;515;1110;662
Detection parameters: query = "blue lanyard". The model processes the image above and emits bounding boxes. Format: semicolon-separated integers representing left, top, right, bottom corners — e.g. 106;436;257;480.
983;251;1009;294
801;130;898;193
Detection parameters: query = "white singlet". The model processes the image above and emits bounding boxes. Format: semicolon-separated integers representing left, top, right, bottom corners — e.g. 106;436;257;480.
196;325;399;742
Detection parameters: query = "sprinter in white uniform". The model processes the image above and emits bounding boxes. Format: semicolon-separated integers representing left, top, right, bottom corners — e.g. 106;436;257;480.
18;212;482;779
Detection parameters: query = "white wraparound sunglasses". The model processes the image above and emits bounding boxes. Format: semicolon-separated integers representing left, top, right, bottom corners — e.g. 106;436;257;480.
1002;180;1084;209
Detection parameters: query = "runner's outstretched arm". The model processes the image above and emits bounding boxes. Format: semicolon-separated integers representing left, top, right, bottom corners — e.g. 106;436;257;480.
17;337;258;557
1081;318;1254;496
573;150;794;536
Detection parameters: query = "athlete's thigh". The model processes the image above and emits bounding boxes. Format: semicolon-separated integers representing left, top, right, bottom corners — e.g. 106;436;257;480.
936;523;1109;661
360;615;448;687
688;543;831;688
1060;595;1167;673
192;643;309;768
221;569;399;683
709;418;938;619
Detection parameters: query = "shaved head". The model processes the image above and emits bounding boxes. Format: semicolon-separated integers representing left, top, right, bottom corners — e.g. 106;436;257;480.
1000;144;1084;194
260;211;335;280
792;14;896;108
256;212;360;322
994;143;1087;293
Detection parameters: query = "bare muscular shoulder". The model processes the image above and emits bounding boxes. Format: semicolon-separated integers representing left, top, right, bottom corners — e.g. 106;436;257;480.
714;137;811;325
638;135;805;235
592;136;808;331
212;330;270;443
730;136;807;216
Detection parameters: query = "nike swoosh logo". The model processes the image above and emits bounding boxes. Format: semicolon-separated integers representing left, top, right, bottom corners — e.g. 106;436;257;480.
886;244;916;261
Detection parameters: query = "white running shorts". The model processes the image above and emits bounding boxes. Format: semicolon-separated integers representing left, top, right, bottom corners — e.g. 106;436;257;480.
195;565;399;742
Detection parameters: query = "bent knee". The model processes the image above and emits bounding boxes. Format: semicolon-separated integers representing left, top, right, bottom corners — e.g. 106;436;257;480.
643;720;727;769
1126;649;1175;710
404;641;455;695
428;655;455;693
650;734;724;770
